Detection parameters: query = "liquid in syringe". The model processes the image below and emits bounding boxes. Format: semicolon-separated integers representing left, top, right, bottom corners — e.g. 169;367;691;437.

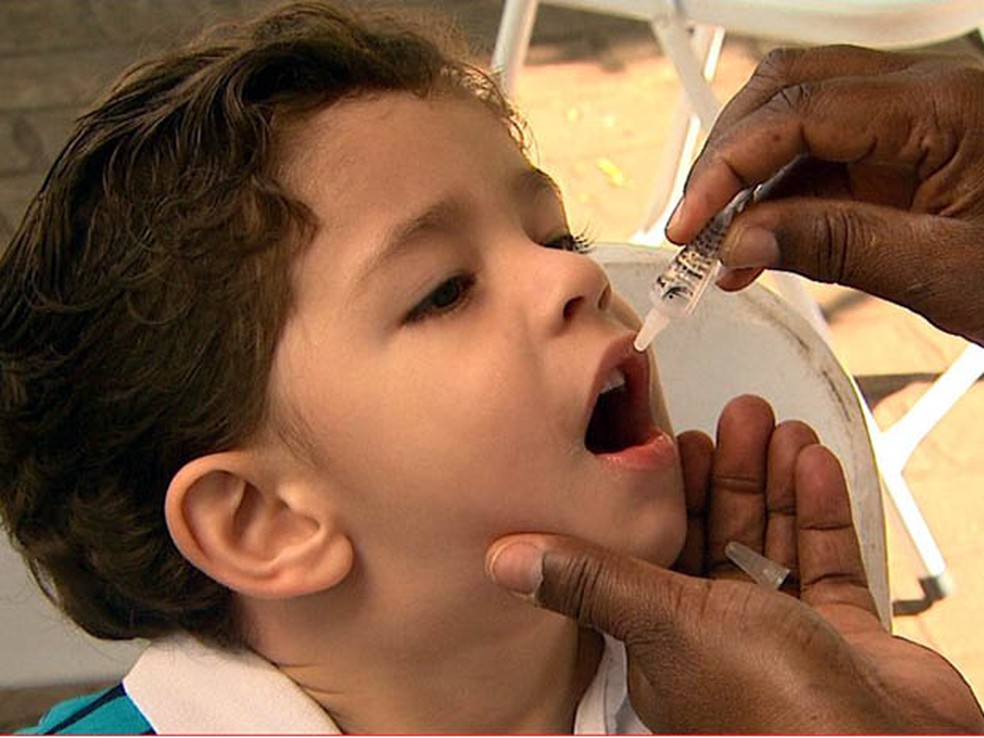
633;157;801;352
633;188;751;351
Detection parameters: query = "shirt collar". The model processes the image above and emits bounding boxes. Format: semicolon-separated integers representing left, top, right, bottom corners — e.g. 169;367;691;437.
125;631;648;734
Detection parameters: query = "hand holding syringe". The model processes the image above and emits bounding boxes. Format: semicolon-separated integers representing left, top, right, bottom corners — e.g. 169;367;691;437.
634;157;803;352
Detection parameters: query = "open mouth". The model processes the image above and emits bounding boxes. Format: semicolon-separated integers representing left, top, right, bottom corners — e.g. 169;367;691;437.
584;344;654;455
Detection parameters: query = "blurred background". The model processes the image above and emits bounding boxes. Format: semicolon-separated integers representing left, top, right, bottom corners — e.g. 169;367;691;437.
1;0;982;729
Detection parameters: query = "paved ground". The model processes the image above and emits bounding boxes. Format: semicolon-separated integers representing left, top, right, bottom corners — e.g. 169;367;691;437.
2;0;983;729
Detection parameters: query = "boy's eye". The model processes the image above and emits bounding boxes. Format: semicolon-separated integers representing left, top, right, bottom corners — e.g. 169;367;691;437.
405;273;475;323
545;232;594;253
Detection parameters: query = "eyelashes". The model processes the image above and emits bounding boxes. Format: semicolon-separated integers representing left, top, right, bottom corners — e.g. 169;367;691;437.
546;230;594;254
405;273;475;324
404;230;595;324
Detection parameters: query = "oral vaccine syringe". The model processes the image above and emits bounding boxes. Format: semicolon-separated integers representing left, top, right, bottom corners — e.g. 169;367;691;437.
633;159;801;353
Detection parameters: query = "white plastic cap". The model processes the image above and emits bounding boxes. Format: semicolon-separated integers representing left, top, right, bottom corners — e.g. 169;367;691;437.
725;541;790;590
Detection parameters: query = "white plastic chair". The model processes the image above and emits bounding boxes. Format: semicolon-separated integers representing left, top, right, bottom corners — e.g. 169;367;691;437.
0;243;890;690
598;243;890;625
492;0;984;613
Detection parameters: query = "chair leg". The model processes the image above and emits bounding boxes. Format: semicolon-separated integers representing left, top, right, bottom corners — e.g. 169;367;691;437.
880;458;954;616
491;0;540;97
861;399;954;615
881;344;984;466
633;24;724;244
875;345;984;613
650;18;722;129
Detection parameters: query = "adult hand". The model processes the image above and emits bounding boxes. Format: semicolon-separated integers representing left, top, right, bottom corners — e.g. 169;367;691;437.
485;395;984;733
664;46;984;346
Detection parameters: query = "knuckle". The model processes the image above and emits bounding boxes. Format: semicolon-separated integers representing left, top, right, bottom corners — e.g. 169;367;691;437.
938;64;984;133
772;81;814;116
736;48;804;106
542;549;614;627
903;222;984;341
808;209;856;283
930;60;984;98
756;47;805;85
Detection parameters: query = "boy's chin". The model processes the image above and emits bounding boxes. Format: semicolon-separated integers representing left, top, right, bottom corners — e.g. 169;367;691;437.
613;522;687;569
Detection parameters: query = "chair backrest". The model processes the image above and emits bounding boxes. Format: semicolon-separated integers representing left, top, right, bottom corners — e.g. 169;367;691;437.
0;244;889;688
597;244;889;623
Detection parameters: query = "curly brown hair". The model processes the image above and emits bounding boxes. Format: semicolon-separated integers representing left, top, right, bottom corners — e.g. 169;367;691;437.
0;1;522;649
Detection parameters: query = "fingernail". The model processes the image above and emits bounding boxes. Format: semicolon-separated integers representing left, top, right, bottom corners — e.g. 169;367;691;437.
723;226;779;268
715;265;761;289
486;541;544;599
666;196;685;234
715;265;736;286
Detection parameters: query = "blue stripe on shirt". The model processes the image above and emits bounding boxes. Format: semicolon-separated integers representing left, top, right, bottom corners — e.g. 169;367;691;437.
18;683;153;735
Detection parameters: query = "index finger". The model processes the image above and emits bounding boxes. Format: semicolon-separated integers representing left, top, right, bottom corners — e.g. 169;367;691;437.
667;52;934;244
712;45;924;145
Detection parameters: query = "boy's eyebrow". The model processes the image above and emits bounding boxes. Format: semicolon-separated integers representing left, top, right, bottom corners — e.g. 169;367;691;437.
355;167;562;288
518;166;563;202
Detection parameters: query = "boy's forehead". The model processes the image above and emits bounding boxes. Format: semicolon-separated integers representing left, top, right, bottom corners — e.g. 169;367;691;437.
280;93;544;237
276;92;525;196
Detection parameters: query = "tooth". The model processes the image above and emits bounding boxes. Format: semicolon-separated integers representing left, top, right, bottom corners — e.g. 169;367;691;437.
600;368;626;394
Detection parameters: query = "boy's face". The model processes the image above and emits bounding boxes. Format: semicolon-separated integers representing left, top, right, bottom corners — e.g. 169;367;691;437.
269;93;685;596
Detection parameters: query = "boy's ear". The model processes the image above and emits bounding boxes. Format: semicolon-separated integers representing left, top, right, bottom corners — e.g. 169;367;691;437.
164;451;354;600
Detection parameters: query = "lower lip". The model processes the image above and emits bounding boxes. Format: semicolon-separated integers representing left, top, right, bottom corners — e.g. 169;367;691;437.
593;427;678;472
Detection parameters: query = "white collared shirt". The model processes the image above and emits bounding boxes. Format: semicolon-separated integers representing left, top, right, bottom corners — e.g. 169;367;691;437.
123;632;649;734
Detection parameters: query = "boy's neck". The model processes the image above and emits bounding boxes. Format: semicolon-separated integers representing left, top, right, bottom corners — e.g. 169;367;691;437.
246;592;605;734
317;623;602;733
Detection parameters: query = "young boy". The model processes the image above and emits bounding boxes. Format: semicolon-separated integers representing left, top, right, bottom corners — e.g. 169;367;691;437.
0;2;686;732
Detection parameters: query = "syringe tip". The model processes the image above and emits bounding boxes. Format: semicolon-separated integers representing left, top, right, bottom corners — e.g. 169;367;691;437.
633;308;671;352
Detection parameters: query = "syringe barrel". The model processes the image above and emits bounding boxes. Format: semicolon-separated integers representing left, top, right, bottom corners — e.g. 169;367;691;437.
647;213;728;318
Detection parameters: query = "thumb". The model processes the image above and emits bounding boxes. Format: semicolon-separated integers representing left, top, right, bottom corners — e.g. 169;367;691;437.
721;198;984;343
485;533;705;642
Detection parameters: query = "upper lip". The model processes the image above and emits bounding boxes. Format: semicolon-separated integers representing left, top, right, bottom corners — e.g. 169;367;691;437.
582;333;655;449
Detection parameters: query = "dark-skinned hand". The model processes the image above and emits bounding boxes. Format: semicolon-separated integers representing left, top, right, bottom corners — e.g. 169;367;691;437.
665;46;984;346
486;395;984;733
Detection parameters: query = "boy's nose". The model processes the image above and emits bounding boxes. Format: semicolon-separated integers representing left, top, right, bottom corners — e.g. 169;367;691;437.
523;247;612;335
